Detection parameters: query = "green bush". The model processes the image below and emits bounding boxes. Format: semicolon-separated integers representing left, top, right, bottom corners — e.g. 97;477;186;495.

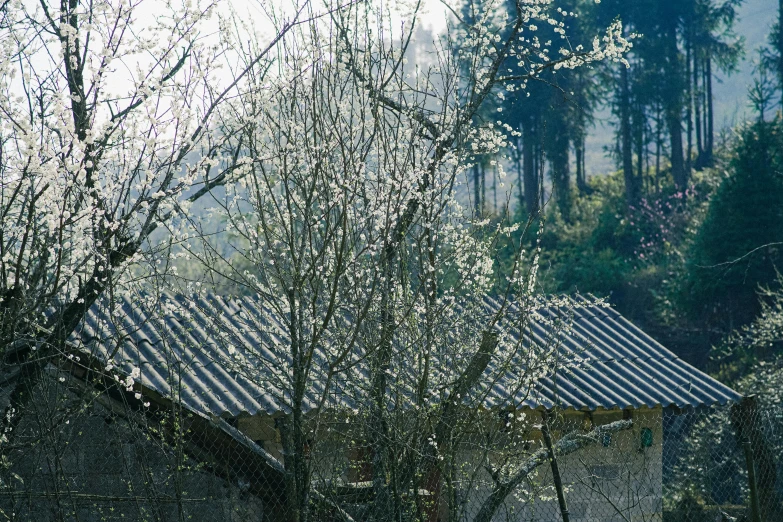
680;119;783;330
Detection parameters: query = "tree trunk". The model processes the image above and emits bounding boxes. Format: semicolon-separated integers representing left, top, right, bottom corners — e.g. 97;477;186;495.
481;163;487;215
686;36;693;174
663;14;686;188
702;63;709;158
620;65;639;205
549;130;571;221
473;163;482;217
694;55;703;166
634;101;644;195
522;117;538;215
542;412;570;522
537;143;546;210
371;264;395;521
575;136;589;194
778;0;783;93
667;108;686;189
514;137;525;211
280;299;313;522
492;164;497;214
655;102;662;187
472;419;633;522
280;413;308;522
730;396;783;519
706;56;714;163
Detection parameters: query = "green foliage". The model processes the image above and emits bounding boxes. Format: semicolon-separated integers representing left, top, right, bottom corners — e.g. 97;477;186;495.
534;174;631;297
679;119;783;330
496;168;710;306
712;271;783;380
489;159;725;372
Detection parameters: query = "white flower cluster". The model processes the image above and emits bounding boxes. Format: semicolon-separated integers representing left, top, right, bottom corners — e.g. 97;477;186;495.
0;0;239;342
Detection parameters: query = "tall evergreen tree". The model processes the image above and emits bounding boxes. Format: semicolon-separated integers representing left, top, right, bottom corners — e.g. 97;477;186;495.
689;0;743;168
683;119;783;332
597;0;741;200
761;0;783;102
499;0;598;219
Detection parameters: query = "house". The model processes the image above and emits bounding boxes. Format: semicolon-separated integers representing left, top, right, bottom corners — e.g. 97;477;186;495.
0;293;741;521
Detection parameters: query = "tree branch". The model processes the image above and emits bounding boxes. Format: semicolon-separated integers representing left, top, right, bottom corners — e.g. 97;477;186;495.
472;419;633;522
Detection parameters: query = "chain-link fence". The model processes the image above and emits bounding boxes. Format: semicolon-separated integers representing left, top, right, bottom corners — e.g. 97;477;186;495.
662;396;783;521
0;360;780;521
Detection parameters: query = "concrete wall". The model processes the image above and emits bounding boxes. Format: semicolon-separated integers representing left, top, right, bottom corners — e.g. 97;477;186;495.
452;407;663;522
233;406;664;521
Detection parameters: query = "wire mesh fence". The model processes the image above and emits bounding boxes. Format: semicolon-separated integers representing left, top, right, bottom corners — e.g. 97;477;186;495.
0;361;780;521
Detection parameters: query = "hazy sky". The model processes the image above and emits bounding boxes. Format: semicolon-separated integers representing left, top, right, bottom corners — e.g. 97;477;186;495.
412;0;781;176
82;0;783;177
712;0;779;128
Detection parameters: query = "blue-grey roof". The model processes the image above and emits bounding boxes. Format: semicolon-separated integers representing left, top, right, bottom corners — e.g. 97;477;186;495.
70;293;741;417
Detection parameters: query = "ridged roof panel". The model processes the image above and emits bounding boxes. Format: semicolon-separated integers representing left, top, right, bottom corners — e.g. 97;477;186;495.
70;294;741;417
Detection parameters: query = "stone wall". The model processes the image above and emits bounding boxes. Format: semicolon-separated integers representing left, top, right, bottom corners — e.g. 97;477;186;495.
0;367;266;522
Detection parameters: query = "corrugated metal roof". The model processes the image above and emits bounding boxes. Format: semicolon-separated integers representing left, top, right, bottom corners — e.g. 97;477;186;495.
69;293;740;417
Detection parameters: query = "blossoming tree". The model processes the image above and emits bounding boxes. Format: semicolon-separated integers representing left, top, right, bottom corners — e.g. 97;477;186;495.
1;0;634;519
0;0;305;445
169;0;633;520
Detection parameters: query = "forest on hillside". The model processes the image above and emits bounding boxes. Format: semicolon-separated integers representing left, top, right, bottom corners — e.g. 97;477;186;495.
451;0;783;393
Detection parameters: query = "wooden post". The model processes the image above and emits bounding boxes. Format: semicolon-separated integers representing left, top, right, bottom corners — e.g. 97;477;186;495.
731;395;782;520
743;439;763;522
541;411;570;522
